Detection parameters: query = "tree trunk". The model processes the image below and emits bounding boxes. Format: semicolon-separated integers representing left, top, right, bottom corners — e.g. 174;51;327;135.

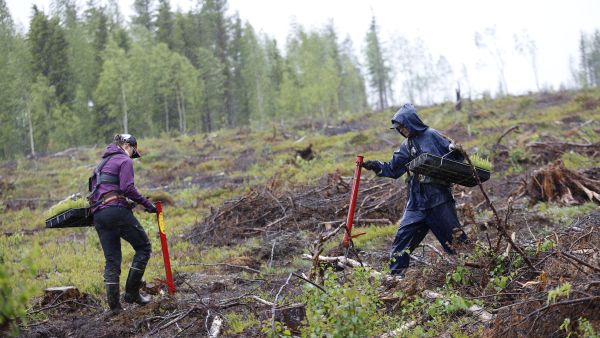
180;88;186;132
27;104;35;156
164;96;169;132
121;82;128;133
175;88;183;132
256;75;264;125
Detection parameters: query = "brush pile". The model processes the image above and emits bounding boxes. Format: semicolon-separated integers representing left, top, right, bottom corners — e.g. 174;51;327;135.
513;160;600;205
187;172;406;246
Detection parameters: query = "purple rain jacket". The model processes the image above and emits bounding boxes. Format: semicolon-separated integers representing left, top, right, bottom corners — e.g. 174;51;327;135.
89;143;154;214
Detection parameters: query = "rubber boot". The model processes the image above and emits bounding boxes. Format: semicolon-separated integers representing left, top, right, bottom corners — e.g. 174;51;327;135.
105;283;123;315
123;267;151;305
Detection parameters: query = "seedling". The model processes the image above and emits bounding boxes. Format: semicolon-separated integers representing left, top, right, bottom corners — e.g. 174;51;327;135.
47;198;89;218
469;154;492;171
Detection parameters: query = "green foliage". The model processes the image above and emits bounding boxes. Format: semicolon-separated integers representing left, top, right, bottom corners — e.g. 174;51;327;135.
426;293;473;318
0;239;40;335
302;268;381;338
447;264;471;286
561;317;598;338
547;283;572;304
263;320;293;338
225;312;260;335
537;238;556;253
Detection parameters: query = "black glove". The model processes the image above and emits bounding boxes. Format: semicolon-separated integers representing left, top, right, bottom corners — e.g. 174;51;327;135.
362;160;381;173
145;202;157;213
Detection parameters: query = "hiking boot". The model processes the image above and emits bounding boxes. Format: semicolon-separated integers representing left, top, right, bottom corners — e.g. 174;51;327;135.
123;267;151;305
105;283;123;315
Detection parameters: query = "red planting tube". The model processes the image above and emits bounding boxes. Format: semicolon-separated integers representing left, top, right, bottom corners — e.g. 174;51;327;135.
156;201;176;294
343;155;364;248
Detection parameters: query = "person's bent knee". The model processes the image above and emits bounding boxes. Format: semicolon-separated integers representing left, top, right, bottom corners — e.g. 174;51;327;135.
133;242;152;268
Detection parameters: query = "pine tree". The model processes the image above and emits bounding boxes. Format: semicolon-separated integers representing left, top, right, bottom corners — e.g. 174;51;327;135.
229;15;246;124
132;0;154;31
200;0;233;126
365;16;391;111
196;47;225;132
0;0;13;31
0;1;31;158
28;7;73;105
155;0;174;48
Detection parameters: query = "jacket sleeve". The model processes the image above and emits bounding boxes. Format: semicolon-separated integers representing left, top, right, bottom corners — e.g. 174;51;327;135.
377;142;411;179
433;130;464;162
119;159;153;209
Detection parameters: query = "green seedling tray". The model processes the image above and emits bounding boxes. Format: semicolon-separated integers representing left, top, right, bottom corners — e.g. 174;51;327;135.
408;153;490;187
45;208;93;228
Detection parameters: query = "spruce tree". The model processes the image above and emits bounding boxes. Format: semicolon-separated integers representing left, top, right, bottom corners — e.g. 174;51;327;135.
155;0;174;48
365;16;391;111
132;0;154;31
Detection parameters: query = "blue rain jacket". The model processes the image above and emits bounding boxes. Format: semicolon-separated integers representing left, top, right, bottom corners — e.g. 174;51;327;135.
375;104;463;225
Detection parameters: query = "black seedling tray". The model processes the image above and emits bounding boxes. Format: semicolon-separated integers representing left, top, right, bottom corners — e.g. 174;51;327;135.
408;153;490;187
45;208;93;228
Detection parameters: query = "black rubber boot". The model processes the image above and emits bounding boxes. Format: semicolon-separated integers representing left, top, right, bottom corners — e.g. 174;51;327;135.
123;267;151;305
105;283;123;315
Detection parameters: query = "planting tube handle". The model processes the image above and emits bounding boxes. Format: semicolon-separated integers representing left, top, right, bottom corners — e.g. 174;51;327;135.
156;201;176;294
343;155;364;248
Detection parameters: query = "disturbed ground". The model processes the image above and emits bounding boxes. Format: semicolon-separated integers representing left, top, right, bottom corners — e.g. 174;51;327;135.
4;91;600;337
19;164;600;337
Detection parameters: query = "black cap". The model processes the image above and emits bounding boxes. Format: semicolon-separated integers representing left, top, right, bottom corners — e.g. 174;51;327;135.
119;134;141;158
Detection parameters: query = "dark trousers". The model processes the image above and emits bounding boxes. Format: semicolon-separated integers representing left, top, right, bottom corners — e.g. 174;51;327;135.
389;201;466;275
94;207;152;283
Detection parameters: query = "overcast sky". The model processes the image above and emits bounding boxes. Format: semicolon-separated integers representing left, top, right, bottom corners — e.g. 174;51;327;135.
7;0;600;103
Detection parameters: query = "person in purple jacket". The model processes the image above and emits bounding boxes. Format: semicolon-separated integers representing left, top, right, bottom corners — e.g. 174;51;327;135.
89;134;157;315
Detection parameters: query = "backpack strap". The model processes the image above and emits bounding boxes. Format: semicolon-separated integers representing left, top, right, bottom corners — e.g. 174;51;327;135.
88;154;119;207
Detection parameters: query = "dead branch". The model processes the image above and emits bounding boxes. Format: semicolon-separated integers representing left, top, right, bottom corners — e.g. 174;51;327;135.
460;148;536;271
184;262;261;274
495;125;520;146
559;251;600;273
271;273;293;333
292;273;328;293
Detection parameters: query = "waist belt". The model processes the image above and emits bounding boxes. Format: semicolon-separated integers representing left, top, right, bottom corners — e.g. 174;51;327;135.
100;191;125;205
99;173;119;185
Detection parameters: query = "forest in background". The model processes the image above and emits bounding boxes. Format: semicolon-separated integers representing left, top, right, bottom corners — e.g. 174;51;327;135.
0;0;600;159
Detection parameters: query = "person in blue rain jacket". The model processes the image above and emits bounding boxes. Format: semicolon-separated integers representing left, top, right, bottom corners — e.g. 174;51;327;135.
362;103;467;276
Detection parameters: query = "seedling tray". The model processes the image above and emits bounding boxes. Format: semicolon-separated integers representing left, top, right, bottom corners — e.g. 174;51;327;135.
408;153;490;187
45;208;93;228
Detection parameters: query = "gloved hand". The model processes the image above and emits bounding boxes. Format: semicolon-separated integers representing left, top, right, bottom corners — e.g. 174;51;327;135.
362;160;381;173
145;202;157;213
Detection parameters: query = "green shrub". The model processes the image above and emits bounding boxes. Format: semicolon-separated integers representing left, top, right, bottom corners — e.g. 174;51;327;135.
0;240;40;335
301;268;381;338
